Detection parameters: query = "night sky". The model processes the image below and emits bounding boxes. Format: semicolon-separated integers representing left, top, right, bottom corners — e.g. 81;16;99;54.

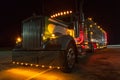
0;0;119;48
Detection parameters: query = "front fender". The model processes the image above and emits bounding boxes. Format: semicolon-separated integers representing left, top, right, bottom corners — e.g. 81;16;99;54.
43;35;76;51
57;35;76;50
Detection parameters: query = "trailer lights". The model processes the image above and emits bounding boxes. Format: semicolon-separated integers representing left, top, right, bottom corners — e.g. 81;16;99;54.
88;18;92;21
94;23;97;25
90;25;93;28
91;39;94;42
100;28;103;31
90;31;93;35
84;42;88;45
98;26;100;28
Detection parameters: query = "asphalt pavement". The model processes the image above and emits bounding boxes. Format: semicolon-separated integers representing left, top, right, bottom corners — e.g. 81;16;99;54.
0;48;120;80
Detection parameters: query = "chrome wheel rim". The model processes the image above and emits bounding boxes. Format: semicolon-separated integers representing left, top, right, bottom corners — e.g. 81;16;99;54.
67;48;75;68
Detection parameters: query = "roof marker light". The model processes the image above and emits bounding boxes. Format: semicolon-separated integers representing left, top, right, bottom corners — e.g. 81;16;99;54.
53;15;55;17
58;13;60;16
67;11;69;14
64;12;66;15
55;14;58;17
70;11;72;13
50;10;73;18
61;12;63;15
51;16;53;18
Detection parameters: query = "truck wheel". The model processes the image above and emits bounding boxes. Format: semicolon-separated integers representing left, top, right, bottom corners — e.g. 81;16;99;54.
88;43;94;54
62;43;76;73
90;44;94;53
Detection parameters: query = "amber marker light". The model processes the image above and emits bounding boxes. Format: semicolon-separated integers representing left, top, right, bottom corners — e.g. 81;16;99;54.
25;63;28;66
57;67;60;69
88;18;92;20
16;62;19;65
50;11;73;18
42;65;45;68
35;65;39;67
60;12;63;15
58;13;60;16
30;64;33;66
90;25;93;28
98;26;100;28
55;14;58;17
21;63;24;65
16;37;22;44
67;11;69;14
64;12;66;15
51;16;53;18
49;66;52;69
12;61;15;64
70;11;72;13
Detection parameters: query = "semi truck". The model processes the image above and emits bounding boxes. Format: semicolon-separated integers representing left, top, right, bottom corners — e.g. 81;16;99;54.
12;0;107;73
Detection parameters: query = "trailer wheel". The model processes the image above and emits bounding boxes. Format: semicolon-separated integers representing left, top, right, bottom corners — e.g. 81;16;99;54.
62;43;76;73
90;44;94;53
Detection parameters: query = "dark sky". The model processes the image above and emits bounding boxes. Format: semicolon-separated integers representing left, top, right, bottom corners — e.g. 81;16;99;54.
0;0;119;47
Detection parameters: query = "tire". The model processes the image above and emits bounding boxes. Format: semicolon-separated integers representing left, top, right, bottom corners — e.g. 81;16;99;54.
90;44;94;53
61;43;76;73
87;43;94;54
